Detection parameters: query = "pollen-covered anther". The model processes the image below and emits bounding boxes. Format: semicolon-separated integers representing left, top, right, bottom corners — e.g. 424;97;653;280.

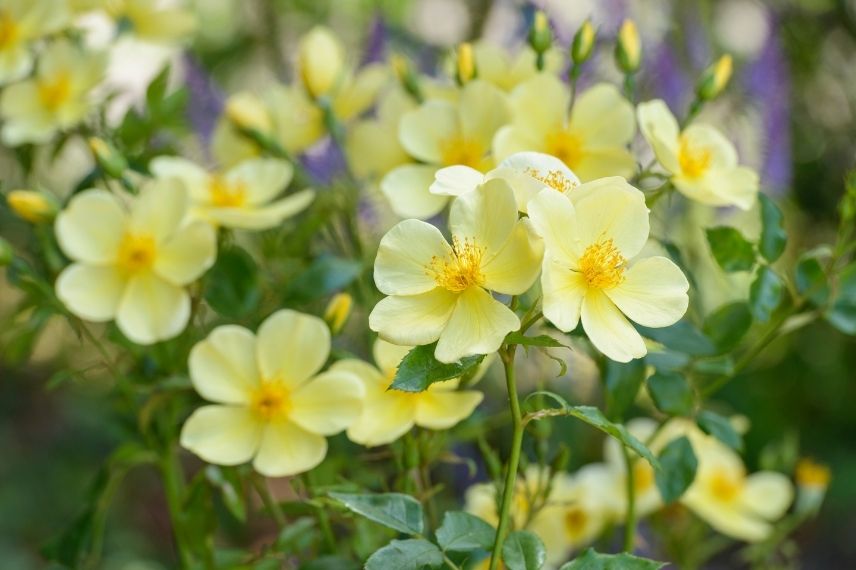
578;238;626;289
428;236;485;292
526;167;578;193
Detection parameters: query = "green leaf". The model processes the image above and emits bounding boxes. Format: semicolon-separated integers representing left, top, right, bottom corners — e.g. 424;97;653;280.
827;262;856;335
637;321;716;356
702;302;752;353
502;530;546;570
203;246;261;318
758;194;787;263
391;343;484;393
204;466;246;522
706;226;757;272
647;371;694;416
654;436;698;504
697;410;744;451
276;518;316;553
365;539;444;570
285;255;362;302
328;492;423;535
505;331;569;348
794;254;830;307
749;266;785;322
301;556;361;570
560;548;667;569
604;359;646;421
435;511;495;552
145;65;170;109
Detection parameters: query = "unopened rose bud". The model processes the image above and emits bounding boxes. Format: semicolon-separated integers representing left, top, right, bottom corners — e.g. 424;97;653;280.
795;457;830;515
615;19;641;73
224;92;271;133
528;11;553;56
324;292;353;334
298;26;345;99
572;20;596;64
697;54;733;101
456;42;476;85
7;190;57;224
88;137;128;179
390;53;423;102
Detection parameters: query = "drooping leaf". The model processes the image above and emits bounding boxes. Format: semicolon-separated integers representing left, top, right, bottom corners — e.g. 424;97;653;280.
604;359;646;421
391;343;484;392
328;492;423;535
365;539;444;570
203;246;262;318
502;530;546;570
697;410;744;451
758;194;787;263
505;331;569;348
749;266;785;322
702;302;752;353
654;436;697;504
559;548;667;569
646;371;695;416
706;226;756;272
436;511;495;552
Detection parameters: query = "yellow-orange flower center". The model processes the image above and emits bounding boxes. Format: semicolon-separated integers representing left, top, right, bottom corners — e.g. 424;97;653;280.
796;458;831;489
709;469;743;503
678;135;712;179
0;10;20;50
251;380;292;421
564;506;589;539
545;130;583;169
38;72;73;112
117;232;156;273
525;167;577;193
578;238;626;289
209;176;247;208
440;136;484;169
429;236;485;292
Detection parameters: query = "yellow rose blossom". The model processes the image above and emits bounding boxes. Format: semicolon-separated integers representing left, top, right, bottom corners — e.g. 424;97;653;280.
527;179;689;362
381;79;509;219
0;39;106;146
0;0;69;84
345;87;415;180
471;41;563;92
493;74;636;181
336;339;483;447
637;99;759;209
150;156;314;230
54;179;216;345
180;310;364;477
370;179;543;363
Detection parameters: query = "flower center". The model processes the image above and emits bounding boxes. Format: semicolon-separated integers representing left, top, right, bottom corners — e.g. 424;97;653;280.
440;136;484;168
428;236;485;292
250;380;292;421
38;72;73;112
0;11;20;50
577;238;626;290
678;135;712;179
117;232;156;273
564;506;588;539
209;176;247;208
633;461;655;493
545;130;583;169
709;469;743;503
525;167;578;193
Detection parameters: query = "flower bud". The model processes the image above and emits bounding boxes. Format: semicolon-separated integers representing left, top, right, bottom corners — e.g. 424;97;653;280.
615;19;641;73
795;458;830;515
528;10;553;55
390;53;423;102
224;92;271;133
88;137;128;179
298;26;345;99
697;54;733;101
456;42;476;85
0;237;13;267
7;190;57;224
572;20;596;64
324;292;353;334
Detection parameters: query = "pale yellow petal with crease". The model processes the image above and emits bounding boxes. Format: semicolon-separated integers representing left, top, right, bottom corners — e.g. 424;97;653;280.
180;405;263;466
188;325;259;405
289;370;364;435
369;289;458;347
253;420;327;477
117;271;190;345
435;287;519;363
256;310;330;389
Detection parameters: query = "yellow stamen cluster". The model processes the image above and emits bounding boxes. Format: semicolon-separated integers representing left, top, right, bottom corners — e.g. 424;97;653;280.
545;131;583;169
250;380;291;421
440;137;484;168
0;10;20;49
796;458;831;489
117;232;156;273
578;238;626;290
209;176;247;208
429;236;485;292
525;167;577;193
564;506;589;539
678;135;712;179
709;469;743;503
38;72;73;111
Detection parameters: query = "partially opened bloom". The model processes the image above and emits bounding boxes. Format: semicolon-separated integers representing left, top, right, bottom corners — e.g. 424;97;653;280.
637;99;759;209
55;180;216;344
527;180;689;362
180;310;363;477
150;156;314;230
381;79;509;219
430;151;581;213
336;339;483;446
370;179;543;363
0;0;69;84
1;39;106;145
493;74;636;181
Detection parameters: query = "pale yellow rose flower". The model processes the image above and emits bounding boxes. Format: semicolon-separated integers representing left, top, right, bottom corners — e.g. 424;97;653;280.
527;180;689;362
54;179;216;344
0;39;106;145
464;41;563;92
150;156;314;230
345;87;415;180
637;99;759;209
493;74;636;181
336;339;483;447
0;0;69;84
370;179;543;363
180;310;364;478
381;79;510;219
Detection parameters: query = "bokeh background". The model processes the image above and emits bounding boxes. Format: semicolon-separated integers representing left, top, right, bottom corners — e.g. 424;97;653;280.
2;0;855;568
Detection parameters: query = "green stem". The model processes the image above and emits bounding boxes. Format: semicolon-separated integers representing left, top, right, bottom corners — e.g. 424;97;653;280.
253;475;286;529
621;446;637;552
160;445;193;569
489;346;523;570
304;471;336;553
